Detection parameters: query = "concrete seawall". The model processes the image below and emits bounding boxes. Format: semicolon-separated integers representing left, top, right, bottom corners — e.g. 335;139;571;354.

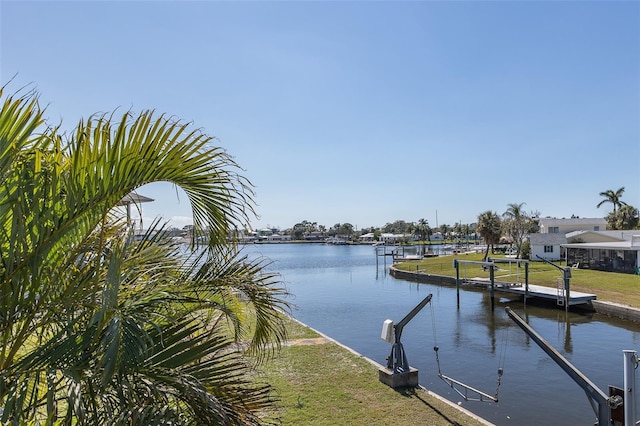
591;300;640;322
390;266;640;323
390;266;457;285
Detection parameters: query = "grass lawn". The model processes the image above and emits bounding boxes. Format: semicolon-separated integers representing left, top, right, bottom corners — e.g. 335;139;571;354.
393;252;640;308
259;317;487;425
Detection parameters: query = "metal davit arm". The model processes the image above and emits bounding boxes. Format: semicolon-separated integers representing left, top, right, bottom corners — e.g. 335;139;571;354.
505;307;621;426
386;294;433;373
394;294;433;343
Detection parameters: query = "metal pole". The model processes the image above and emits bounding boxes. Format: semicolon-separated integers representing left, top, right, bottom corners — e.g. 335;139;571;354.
489;264;495;312
384;245;387;268
454;259;460;308
564;268;570;314
524;262;529;307
624;350;637;426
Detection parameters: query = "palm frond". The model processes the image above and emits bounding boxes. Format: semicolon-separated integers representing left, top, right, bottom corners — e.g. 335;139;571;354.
179;247;291;361
0;86;285;425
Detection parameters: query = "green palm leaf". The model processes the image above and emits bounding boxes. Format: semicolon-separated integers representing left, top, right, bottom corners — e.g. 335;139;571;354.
0;85;288;424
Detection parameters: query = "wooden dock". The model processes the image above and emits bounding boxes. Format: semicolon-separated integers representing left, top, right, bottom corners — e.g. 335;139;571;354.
463;278;597;306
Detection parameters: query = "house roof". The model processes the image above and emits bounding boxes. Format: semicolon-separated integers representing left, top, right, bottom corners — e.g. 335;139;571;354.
588;230;639;241
562;241;636;250
538;217;606;226
565;230;625;242
529;233;567;245
531;229;640;251
117;193;154;205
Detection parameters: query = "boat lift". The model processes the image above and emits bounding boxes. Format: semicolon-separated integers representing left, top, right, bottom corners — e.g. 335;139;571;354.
452;259;496;310
506;307;636;425
379;293;505;402
535;255;572;313
379;294;433;388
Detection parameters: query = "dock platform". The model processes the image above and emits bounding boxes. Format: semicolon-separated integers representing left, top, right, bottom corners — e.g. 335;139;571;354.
504;284;596;306
463;279;597;306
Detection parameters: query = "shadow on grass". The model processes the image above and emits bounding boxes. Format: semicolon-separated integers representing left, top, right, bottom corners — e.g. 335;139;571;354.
394;387;464;426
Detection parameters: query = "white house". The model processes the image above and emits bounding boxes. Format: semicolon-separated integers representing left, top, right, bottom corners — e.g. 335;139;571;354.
359;233;375;242
266;233;291;242
529;233;567;261
430;233;444;241
379;233;410;244
528;216;640;274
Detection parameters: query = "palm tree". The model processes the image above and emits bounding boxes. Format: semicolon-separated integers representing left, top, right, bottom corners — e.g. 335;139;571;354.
0;87;289;424
461;223;472;248
411;218;431;255
503;202;526;221
502;202;532;258
476;211;502;261
606;204;639;230
439;224;450;242
597;187;627;212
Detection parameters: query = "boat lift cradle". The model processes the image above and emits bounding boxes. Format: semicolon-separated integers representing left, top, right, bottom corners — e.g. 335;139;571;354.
505;307;632;426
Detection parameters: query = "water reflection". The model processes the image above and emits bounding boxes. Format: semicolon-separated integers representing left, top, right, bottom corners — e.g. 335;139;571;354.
243;243;640;425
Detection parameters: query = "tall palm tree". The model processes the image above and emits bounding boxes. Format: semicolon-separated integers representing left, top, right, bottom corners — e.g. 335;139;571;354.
476;211;502;261
597;187;627;212
439;224;450;242
0;87;289;424
502;202;531;258
503;202;526;221
461;223;471;247
411;218;431;255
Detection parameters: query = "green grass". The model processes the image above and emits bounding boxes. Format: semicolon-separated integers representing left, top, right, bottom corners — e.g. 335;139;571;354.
280;316;321;340
259;317;487;425
393;252;640;308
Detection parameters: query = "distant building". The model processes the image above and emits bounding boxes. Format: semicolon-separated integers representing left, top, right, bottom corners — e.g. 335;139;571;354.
538;217;606;234
304;232;324;241
257;228;274;236
379;233;410;244
266;233;291;242
359;233;375;242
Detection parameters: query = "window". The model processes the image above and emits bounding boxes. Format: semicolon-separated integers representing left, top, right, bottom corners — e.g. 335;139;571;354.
549;227;559;234
544;245;554;253
594;226;599;231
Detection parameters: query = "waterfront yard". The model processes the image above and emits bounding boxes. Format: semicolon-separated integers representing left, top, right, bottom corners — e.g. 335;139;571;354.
259;317;488;425
392;252;640;309
250;245;640;425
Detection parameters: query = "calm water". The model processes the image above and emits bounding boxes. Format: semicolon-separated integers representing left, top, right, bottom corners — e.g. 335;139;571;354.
243;243;640;425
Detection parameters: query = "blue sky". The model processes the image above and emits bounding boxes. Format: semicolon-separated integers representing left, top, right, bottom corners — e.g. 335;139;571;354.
2;1;638;231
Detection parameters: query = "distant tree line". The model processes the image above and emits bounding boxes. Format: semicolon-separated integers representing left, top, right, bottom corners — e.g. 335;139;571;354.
267;186;638;260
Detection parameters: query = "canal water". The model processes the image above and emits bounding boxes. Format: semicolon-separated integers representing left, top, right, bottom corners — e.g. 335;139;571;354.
243;243;640;425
